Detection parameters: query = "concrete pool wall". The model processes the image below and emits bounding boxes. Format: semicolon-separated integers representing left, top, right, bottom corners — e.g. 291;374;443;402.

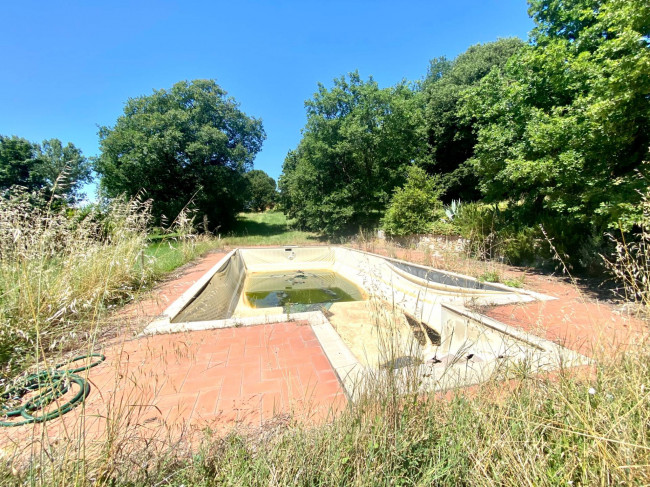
144;246;588;396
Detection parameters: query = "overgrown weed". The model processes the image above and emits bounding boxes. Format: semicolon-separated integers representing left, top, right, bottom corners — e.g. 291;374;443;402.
0;189;153;375
603;187;650;316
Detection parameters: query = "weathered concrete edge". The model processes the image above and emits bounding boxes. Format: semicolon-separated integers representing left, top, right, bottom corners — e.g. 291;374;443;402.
441;303;591;367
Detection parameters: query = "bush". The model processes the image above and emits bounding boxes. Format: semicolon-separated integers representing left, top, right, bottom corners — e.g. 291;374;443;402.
382;166;444;237
453;202;598;268
453;202;501;259
501;227;540;266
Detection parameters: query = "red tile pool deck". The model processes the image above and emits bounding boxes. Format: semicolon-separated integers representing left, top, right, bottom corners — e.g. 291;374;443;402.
140;322;345;425
2;322;347;450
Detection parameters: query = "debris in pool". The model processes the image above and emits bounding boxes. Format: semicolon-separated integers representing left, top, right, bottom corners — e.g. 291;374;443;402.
380;356;423;369
245;270;363;309
403;313;441;346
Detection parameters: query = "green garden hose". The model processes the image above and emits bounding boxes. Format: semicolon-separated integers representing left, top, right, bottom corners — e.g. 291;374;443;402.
0;353;105;427
55;353;106;373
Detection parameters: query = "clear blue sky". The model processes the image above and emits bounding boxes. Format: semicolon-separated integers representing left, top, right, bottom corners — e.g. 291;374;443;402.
0;0;533;197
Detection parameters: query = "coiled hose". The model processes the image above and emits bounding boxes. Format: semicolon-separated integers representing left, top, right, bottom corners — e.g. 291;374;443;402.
0;353;105;427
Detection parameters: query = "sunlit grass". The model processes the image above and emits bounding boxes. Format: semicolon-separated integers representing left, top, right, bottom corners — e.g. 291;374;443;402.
140;211;319;277
144;238;223;276
220;211;322;247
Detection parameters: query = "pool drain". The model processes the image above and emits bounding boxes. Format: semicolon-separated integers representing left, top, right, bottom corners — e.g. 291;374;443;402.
0;353;105;427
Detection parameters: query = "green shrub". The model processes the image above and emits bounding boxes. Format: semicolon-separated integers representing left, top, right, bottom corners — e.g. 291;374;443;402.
501;227;541;266
429;220;458;236
453;202;593;268
502;277;524;288
452;202;500;259
478;270;501;283
382;166;444;237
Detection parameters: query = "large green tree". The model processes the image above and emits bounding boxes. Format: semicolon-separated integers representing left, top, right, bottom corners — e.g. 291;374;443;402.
462;0;650;258
0;135;90;202
421;38;524;202
95;80;266;229
279;72;425;234
0;136;45;191
244;169;276;211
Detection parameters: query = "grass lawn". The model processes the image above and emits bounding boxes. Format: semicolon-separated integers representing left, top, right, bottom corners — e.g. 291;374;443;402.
144;239;223;276
221;211;321;246
142;211;320;276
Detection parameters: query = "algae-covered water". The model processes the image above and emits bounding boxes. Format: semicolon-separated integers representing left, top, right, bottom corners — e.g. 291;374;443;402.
244;270;364;310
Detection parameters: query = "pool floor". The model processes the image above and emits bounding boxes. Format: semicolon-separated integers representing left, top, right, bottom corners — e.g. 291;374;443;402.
243;270;365;310
326;301;429;368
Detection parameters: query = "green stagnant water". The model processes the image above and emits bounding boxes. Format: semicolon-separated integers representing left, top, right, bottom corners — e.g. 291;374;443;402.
244;270;364;311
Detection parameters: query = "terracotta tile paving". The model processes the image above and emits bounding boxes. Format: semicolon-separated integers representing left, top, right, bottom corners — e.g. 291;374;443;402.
484;284;647;358
1;322;347;453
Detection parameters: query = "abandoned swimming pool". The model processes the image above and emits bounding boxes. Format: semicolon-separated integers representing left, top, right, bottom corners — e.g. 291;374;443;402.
243;270;365;311
144;246;588;396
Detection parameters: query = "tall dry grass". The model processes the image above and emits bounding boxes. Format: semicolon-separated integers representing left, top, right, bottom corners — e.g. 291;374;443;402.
0;188;155;375
604;188;650;316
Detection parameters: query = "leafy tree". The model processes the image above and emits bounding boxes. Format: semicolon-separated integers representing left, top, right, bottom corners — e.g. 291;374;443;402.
279;72;425;234
95;80;266;230
0;136;90;203
421;39;524;202
462;0;650;262
0;136;46;191
382;165;444;236
245;169;277;211
36;139;91;202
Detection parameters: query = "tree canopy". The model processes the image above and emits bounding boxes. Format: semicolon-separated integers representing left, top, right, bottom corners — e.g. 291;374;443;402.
245;170;276;211
36;139;91;202
462;0;650;257
421;38;524;202
278;72;425;234
0;135;91;203
95;79;266;230
276;0;649;268
0;136;45;192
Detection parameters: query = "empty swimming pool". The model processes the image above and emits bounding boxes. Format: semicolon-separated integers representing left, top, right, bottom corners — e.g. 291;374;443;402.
145;246;587;395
